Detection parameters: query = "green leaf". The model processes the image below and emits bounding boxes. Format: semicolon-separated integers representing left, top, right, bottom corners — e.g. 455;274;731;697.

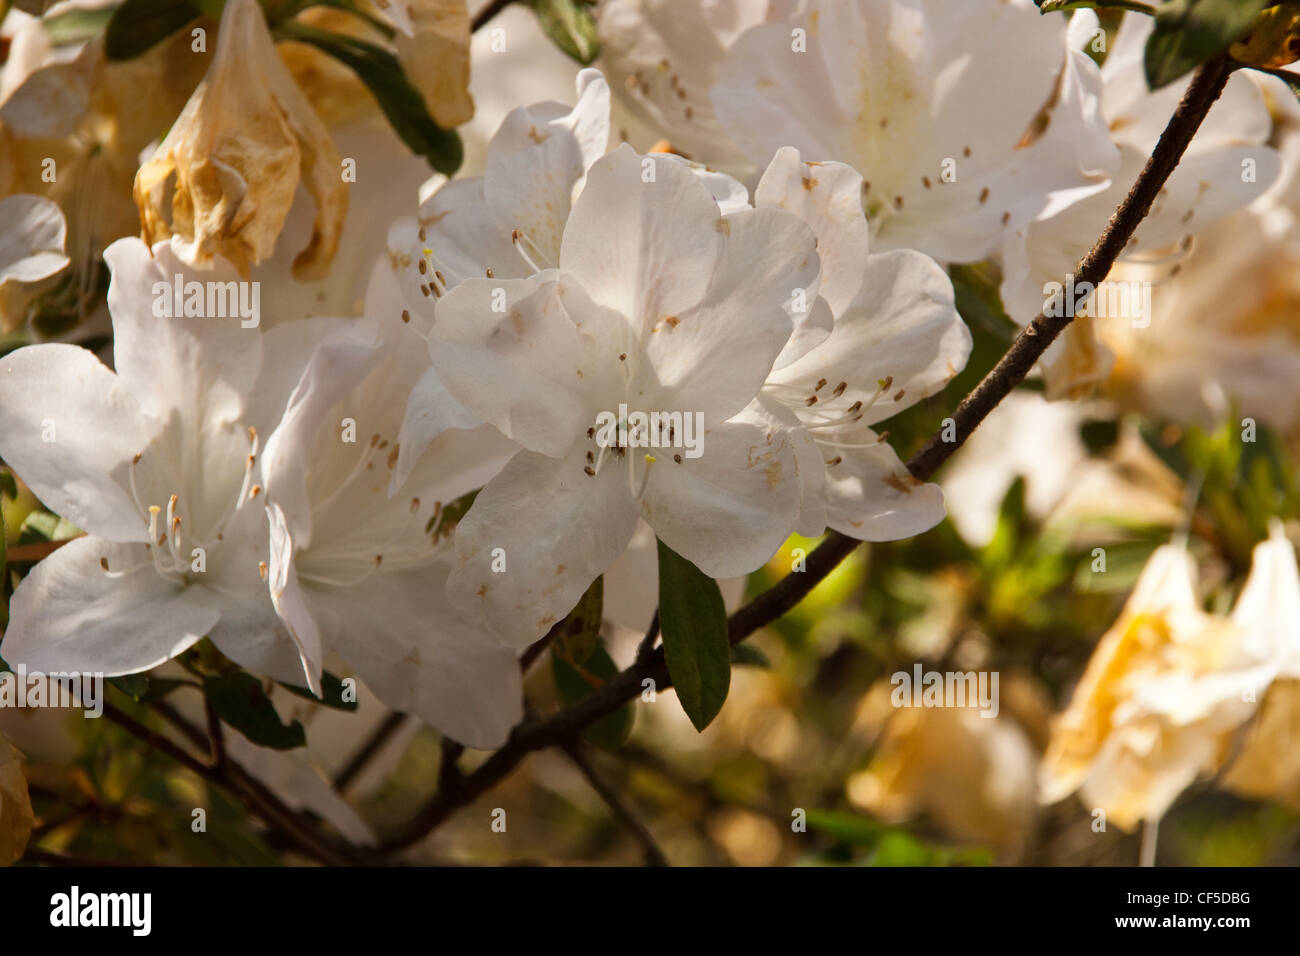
532;0;600;65
278;670;360;711
0;496;6;599
804;809;887;845
0;469;17;501
204;671;306;749
729;644;771;668
656;538;730;731
108;674;151;701
17;510;80;545
552;576;604;669
1259;67;1300;106
1037;1;1156;14
43;4;119;46
552;638;633;750
1144;0;1270;89
277;22;463;174
104;0;202;61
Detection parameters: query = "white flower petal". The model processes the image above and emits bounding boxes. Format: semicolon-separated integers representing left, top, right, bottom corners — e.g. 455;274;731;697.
2;537;218;675
0;343;150;541
449;447;640;646
309;566;524;749
640;408;800;578
772;249;970;425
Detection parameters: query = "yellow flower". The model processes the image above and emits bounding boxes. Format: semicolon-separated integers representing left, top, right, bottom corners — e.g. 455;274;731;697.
134;0;348;278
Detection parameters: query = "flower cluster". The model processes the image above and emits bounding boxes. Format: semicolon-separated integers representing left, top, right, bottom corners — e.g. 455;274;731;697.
0;0;1299;868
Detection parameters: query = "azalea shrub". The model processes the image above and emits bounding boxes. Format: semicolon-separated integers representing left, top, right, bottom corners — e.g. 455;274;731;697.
0;0;1299;868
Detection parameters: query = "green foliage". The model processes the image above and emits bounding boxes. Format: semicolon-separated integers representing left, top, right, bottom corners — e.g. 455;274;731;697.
104;0;202;60
203;671;306;750
1144;0;1271;88
17;510;81;544
802;809;992;867
42;4;118;45
657;538;731;731
280;670;360;711
553;639;633;751
276;21;464;175
532;0;600;65
551;579;633;749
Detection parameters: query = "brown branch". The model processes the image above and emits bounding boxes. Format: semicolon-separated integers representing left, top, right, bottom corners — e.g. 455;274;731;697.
333;711;408;791
104;700;360;866
376;55;1235;856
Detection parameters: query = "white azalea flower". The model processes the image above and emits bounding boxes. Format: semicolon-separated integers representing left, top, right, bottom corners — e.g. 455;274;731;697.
1001;12;1283;398
257;264;521;747
426;145;819;644
0;238;318;685
0;194;69;328
596;0;787;168
753;148;971;540
382;69;752;483
384;67;611;308
709;0;1113;263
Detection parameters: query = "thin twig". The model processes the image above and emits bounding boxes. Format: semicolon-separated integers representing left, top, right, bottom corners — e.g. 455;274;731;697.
334;712;408;791
561;741;668;866
204;696;227;772
635;610;660;664
376;55;1235;855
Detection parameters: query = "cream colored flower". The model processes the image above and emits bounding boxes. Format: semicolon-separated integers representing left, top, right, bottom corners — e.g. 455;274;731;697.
0;11;204;331
1040;538;1287;831
382;0;474;129
0;730;34;866
847;676;1044;856
0;194;68;329
134;0;347;278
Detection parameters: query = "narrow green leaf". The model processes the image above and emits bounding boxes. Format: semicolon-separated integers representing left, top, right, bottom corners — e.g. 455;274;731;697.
1037;1;1156;14
1259;67;1300;106
17;510;80;545
278;670;360;711
0;495;7;600
1144;0;1270;89
804;809;887;845
656;538;730;731
277;22;463;174
552;576;603;669
552;637;633;750
730;644;771;668
204;671;306;749
533;0;600;65
104;0;202;61
43;5;119;46
108;674;151;701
